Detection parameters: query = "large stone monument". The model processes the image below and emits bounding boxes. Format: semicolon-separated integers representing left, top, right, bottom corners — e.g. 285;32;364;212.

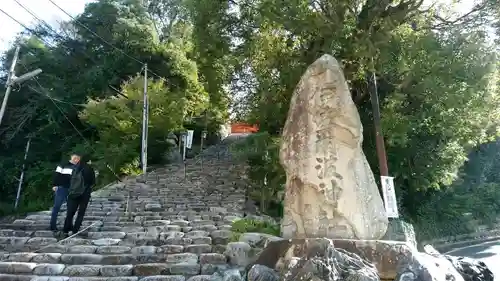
248;54;493;281
279;54;388;240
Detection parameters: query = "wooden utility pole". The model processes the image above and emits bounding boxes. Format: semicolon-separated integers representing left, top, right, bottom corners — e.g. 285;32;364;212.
369;59;389;177
0;46;42;126
14;137;31;209
0;46;20;126
141;64;149;175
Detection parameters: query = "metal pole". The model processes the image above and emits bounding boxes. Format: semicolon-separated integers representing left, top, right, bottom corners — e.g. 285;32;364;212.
369;59;389;177
182;133;186;178
141;63;148;175
0;46;20;126
184;161;187;179
183;135;187;161
183;134;187;179
14;137;31;209
201;109;208;170
200;134;204;170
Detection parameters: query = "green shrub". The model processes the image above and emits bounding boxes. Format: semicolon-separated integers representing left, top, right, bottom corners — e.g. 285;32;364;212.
231;132;285;217
231;218;280;237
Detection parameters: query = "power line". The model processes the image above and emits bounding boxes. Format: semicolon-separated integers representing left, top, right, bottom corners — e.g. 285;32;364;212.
0;7;38;35
0;6;137;131
47;0;162;79
0;7;64;56
47;0;143;64
6;2;130;100
0;8;85;112
27;85;87;107
0;4;139;182
3;2;154;85
12;0;64;40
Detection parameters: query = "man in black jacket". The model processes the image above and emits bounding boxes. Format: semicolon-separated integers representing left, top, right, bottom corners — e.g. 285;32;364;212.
60;156;96;238
50;152;82;233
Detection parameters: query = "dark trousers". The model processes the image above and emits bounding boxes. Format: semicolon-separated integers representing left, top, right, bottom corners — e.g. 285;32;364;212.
50;187;68;231
63;189;91;233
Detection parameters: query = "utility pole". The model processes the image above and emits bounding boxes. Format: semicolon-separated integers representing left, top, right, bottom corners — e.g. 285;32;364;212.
14;137;31;209
200;110;208;170
0;46;19;127
369;59;389;177
141;64;148;175
0;46;42;126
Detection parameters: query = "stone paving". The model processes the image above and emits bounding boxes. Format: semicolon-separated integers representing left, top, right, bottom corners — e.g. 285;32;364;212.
0;135;273;281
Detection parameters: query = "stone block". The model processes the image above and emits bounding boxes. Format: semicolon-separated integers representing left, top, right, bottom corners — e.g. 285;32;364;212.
133;263;169;275
100;264;134;276
63;264;101;276
382;219;417;249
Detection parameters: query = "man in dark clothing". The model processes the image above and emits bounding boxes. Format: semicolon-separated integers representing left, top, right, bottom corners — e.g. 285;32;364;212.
50;153;82;233
60;157;96;238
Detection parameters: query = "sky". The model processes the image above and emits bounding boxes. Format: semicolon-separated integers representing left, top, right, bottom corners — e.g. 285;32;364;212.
0;0;95;52
0;0;485;53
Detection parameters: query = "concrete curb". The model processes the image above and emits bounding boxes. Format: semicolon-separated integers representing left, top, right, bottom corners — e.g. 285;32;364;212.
442;236;500;253
431;235;500;253
422;228;500;244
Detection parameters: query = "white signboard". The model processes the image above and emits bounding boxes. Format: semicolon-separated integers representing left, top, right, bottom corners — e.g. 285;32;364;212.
186;130;194;149
381;176;399;218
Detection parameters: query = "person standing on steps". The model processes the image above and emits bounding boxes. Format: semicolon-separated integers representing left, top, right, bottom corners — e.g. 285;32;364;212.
59;155;96;239
50;152;82;234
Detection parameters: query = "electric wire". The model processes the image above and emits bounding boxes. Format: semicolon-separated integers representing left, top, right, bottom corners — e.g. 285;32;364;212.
47;0;162;79
12;0;67;43
2;3;164;180
0;7;39;35
0;6;140;179
11;0;131;100
0;7;88;111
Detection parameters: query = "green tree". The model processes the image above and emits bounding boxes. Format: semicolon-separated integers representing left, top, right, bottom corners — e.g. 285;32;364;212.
80;76;204;182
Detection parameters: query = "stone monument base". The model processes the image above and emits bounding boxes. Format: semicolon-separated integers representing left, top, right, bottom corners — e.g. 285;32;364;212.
249;238;415;280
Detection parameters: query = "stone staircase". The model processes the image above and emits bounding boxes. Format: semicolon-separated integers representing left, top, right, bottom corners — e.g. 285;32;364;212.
0;135;265;281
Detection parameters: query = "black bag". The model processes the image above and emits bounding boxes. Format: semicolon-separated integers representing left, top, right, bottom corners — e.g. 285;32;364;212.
69;165;86;197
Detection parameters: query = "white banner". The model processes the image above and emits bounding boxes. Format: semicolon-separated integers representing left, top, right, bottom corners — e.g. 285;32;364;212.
381;176;399;218
186;130;194;149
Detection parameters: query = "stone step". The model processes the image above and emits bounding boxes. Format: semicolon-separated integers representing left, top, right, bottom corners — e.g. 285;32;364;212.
23;212;242;221
45;205;244;213
0;260;230;276
0;231;232;251
0;223;234;233
0;274;199;281
0;251;226;264
1;244;224;258
0;248;244;276
14;217;233;224
29;209;243;217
